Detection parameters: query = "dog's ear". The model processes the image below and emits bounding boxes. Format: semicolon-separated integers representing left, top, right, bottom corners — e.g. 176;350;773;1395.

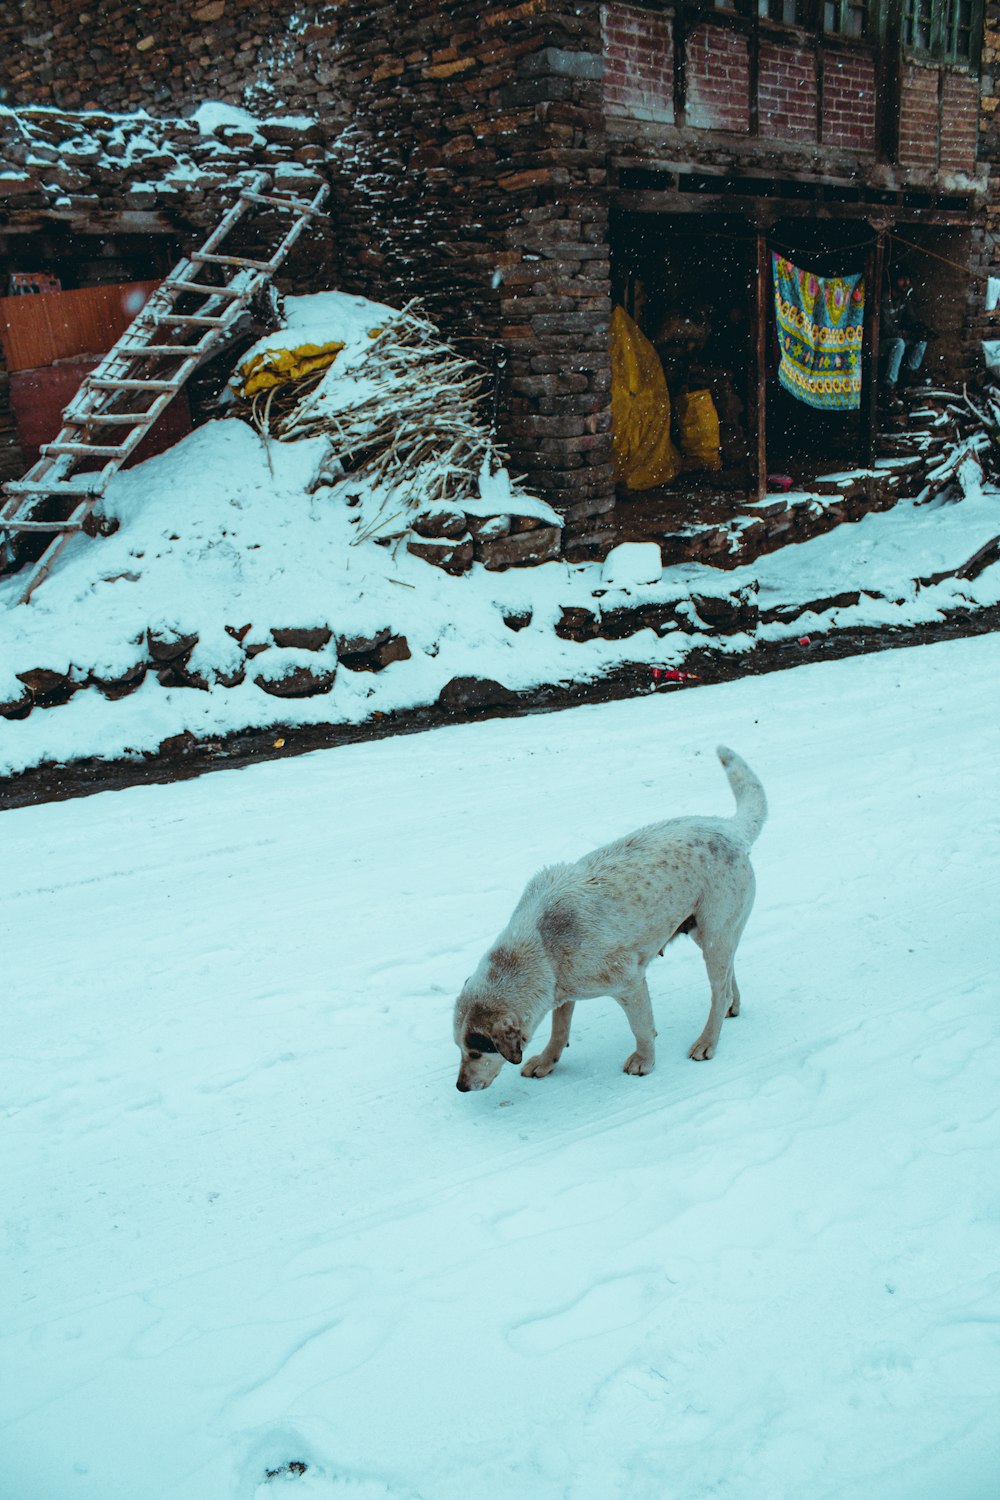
492;1022;526;1065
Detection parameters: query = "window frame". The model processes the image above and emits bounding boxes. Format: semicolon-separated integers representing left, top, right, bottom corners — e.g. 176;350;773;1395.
900;0;983;65
688;0;875;47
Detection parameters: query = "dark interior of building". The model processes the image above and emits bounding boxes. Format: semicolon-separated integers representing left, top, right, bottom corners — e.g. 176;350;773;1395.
610;208;974;495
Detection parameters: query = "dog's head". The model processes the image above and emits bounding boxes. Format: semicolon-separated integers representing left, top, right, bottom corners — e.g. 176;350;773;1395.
453;944;542;1092
454;1007;529;1092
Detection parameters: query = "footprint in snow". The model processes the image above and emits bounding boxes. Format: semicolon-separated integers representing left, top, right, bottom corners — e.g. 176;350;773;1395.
507;1270;668;1355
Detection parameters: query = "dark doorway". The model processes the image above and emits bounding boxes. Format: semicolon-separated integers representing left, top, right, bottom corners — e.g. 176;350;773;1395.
610;210;756;491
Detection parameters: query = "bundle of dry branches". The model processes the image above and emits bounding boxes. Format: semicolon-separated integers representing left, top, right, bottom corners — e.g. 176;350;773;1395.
909;384;1000;504
262;302;521;519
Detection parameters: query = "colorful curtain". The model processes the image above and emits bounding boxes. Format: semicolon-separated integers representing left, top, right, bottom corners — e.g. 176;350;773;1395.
771;252;865;411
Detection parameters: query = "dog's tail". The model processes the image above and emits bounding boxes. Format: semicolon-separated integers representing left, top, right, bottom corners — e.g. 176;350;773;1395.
716;745;767;844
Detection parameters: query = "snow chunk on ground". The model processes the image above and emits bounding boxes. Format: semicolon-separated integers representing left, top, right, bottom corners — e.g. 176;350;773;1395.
191;101;266;141
602;542;663;589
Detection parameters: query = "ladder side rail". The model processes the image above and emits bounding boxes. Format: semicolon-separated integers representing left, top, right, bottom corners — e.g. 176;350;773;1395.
18;502;97;603
1;456;77;522
190;173;269;260
262;182;331;273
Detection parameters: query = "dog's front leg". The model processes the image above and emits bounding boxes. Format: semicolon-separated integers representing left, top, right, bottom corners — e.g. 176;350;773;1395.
615;979;656;1076
521;1001;575;1079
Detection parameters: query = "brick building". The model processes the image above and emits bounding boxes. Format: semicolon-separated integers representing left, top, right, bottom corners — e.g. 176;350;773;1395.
1;0;998;553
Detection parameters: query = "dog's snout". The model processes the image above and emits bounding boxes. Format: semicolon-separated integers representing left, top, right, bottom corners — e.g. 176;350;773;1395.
456;1076;471;1092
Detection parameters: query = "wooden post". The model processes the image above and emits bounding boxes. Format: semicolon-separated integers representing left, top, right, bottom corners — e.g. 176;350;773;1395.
673;8;687;129
861;225;886;467
751;228;768;500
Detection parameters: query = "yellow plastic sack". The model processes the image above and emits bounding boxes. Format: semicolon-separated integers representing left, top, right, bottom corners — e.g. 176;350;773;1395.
676;388;722;473
235;340;346;399
610;305;681;490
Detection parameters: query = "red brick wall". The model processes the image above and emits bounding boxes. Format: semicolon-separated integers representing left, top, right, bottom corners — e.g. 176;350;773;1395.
601;3;674;124
940;70;980;174
822;49;876;150
758;40;817;142
685;24;750;133
898;66;940;167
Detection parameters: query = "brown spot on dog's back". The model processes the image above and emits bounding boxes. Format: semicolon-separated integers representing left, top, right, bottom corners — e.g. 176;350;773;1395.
538;901;582;959
488;945;522;979
706;834;738;867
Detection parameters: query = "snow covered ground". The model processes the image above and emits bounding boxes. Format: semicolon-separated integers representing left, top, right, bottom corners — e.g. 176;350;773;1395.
2;291;1000;780
3;633;999;1500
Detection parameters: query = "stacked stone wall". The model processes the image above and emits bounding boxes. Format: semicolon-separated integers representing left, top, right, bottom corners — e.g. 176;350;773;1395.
0;0;342;117
326;0;614;525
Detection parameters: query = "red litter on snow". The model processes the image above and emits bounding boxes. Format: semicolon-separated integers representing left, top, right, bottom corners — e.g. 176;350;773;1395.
798;636;812;647
767;474;795;492
651;667;700;684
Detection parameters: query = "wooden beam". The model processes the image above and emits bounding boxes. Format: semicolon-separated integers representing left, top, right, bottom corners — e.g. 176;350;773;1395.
751;230;769;502
861;227;886;466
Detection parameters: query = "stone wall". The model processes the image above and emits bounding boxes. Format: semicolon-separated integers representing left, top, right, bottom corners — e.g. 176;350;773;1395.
325;0;614;528
0;0;344;118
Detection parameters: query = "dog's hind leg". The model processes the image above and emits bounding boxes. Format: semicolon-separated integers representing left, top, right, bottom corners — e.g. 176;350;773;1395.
688;935;738;1061
521;1001;575;1079
615;978;657;1076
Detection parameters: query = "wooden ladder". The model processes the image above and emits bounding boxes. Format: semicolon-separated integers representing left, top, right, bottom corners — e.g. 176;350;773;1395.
0;170;329;604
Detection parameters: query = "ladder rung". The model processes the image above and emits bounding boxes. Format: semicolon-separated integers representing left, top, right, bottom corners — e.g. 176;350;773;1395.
2;519;85;533
168;279;246;297
195;253;277;271
79;412;157;425
4;477;105;497
241;191;324;216
42;442;127;458
116;343;207;356
89;378;180;391
158;314;230;327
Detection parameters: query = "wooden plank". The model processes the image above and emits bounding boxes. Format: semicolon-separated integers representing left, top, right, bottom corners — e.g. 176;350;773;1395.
861;229;886;466
751;231;768;501
0;280;161;373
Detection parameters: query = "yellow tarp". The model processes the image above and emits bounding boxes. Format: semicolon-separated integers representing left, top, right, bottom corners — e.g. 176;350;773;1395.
676;388;722;473
610;305;681;490
234;340;346;399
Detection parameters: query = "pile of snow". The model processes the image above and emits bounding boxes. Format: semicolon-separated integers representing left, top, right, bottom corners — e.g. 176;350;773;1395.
1;291;1000;778
3;635;999;1500
235;291;400;376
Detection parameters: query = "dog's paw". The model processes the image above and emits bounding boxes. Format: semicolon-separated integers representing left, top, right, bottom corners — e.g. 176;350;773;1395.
726;996;741;1017
688;1035;717;1061
521;1054;556;1079
623;1052;654;1076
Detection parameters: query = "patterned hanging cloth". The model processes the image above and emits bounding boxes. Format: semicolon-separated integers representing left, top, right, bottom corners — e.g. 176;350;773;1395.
771;252;865;411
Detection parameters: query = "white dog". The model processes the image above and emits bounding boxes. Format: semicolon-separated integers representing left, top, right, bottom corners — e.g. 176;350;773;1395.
454;746;766;1092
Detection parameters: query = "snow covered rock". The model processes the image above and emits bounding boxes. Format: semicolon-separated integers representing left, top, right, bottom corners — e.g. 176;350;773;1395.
406;534;474;574
474;525;562;570
271;626;334;651
253;647;338;698
438;676;517;712
601;542;663;590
